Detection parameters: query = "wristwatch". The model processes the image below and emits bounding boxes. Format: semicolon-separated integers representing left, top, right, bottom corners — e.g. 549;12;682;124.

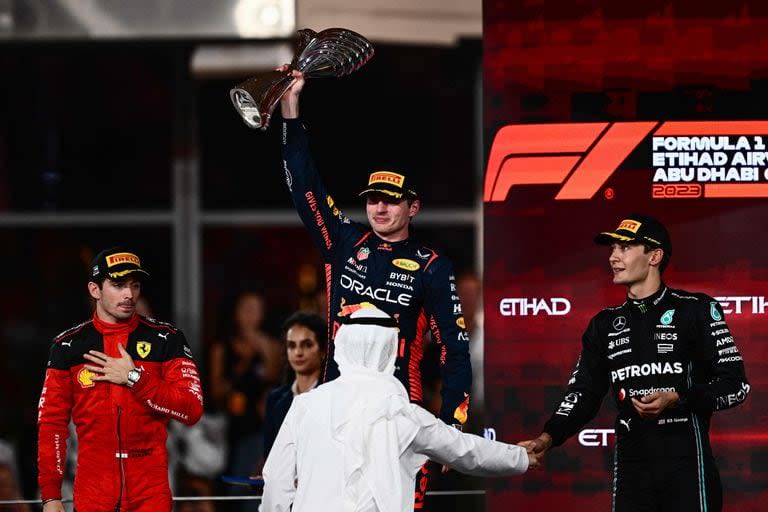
126;368;142;388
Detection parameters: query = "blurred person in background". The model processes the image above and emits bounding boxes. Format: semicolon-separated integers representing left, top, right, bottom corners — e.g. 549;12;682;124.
263;312;327;458
208;291;283;482
260;307;536;512
456;271;484;415
0;440;30;512
174;473;218;512
277;68;472;510
37;247;204;512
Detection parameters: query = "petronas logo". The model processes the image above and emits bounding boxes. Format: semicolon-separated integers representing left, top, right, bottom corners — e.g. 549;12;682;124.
660;309;675;325
710;302;722;321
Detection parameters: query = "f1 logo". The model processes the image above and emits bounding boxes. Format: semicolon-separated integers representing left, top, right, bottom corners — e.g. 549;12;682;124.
484;122;657;202
484;120;768;202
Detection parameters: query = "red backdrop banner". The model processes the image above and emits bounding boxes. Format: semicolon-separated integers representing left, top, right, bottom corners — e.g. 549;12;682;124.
483;2;768;511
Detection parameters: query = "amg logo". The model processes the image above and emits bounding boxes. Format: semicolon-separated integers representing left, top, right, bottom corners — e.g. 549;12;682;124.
716;336;734;347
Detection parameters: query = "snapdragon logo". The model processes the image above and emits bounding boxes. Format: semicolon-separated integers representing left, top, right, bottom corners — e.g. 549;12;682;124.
499;297;571;316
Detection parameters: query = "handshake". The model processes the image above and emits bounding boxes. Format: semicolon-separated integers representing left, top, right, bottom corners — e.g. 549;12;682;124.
517;432;553;470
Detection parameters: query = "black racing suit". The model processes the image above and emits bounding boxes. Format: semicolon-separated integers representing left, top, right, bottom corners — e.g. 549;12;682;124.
280;118;472;428
543;285;749;512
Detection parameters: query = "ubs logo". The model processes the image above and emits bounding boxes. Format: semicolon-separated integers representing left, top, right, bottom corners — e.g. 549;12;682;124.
612;316;627;331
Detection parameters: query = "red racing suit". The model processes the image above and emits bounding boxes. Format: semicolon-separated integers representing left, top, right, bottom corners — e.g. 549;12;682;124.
37;313;204;512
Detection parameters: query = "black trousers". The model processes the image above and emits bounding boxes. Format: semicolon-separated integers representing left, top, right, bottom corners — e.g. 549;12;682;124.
613;455;722;512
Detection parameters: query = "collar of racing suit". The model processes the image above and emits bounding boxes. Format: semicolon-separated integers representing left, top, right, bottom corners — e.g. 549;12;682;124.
92;312;139;334
628;283;667;314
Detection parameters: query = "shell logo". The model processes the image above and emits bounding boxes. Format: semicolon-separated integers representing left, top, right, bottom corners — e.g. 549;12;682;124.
392;259;420;271
78;368;96;388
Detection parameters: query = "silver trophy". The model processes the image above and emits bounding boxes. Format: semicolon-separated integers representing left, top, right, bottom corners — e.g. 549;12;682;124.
230;28;375;130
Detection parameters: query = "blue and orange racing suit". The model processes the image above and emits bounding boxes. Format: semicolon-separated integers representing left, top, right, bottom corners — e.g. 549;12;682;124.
280;118;472;428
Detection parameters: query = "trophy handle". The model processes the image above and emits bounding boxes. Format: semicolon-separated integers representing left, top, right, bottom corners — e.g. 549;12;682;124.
229;70;296;130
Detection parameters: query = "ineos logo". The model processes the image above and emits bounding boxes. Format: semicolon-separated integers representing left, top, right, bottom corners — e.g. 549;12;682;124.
612;316;627;330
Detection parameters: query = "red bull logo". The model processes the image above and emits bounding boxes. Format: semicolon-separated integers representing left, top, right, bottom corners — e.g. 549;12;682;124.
337;300;375;317
453;393;470;424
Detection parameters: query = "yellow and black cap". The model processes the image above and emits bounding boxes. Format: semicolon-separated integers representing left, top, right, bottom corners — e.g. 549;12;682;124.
594;214;672;256
358;170;418;200
90;247;150;282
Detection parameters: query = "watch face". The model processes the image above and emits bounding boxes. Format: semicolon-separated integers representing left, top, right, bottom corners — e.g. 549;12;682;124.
128;370;140;383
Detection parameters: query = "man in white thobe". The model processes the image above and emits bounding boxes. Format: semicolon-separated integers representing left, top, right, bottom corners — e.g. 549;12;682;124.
261;306;535;512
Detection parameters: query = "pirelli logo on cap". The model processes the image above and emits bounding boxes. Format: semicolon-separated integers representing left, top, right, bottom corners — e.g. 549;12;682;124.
369;172;404;188
106;252;141;267
617;220;641;233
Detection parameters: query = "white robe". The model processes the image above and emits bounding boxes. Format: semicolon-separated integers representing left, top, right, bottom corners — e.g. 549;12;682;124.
260;307;528;512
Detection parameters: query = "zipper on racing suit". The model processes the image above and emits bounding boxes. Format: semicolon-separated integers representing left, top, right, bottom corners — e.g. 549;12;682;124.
115;405;124;512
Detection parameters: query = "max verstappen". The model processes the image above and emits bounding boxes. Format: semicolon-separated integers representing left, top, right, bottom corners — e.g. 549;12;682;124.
520;215;749;512
276;68;472;509
37;248;203;512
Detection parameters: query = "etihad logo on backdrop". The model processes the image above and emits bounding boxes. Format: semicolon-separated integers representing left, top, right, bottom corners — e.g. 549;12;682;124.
484;121;768;202
578;428;614;447
499;297;571;316
715;296;768;315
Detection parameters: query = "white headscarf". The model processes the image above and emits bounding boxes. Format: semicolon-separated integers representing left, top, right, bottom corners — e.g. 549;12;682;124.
329;307;429;512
